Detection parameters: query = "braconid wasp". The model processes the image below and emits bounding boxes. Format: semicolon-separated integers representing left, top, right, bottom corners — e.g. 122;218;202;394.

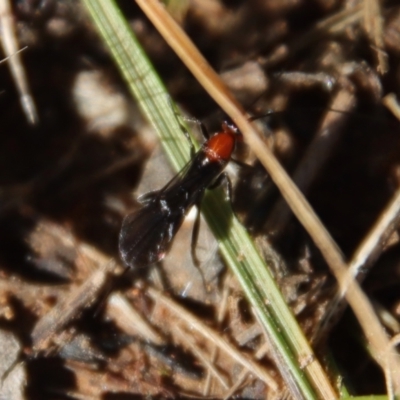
119;120;240;270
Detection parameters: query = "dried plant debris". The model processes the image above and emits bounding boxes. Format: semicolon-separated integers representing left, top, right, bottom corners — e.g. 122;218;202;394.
0;0;400;398
0;330;26;400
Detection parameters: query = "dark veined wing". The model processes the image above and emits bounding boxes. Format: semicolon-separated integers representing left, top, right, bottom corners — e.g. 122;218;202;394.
118;199;182;270
119;154;203;269
119;156;204;270
119;141;227;270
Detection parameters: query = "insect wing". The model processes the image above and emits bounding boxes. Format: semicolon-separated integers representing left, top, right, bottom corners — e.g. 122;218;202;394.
158;155;200;193
119;201;175;270
119;142;223;270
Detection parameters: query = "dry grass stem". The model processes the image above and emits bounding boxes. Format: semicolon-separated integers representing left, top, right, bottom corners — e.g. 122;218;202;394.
0;0;38;124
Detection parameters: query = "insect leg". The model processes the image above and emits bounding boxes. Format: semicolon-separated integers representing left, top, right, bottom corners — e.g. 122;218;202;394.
209;172;233;202
189;201;211;291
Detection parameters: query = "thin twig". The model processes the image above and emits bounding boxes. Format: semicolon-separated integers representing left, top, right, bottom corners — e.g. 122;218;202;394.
0;0;38;124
